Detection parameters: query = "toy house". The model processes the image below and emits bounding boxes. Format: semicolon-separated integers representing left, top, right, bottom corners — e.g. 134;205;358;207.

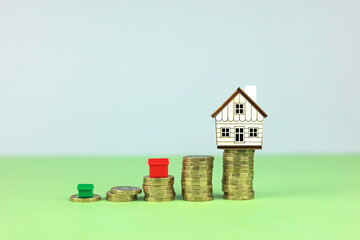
211;86;268;149
77;184;94;198
148;158;169;178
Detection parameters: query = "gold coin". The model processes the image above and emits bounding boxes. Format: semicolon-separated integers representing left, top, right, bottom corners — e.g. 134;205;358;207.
223;184;253;188
223;173;253;177
223;161;253;164
223;173;252;177
222;179;253;183
183;155;214;161
224;191;254;195
223;195;254;200
183;159;214;164
70;194;101;203
223;163;254;167
182;177;211;182
182;166;213;171
142;185;173;190
110;186;142;195
181;169;212;174
223;168;254;172
182;170;213;175
182;174;212;179
222;176;253;181
222;179;253;184
223;160;253;164
223;174;253;178
144;189;175;194
143;175;174;186
223;154;253;157
222;182;253;187
106;191;138;198
183;196;214;201
182;189;212;194
223;176;253;181
223;157;253;161
223;154;253;158
144;192;176;198
223;186;254;191
144;196;175;202
181;184;212;190
181;181;212;186
223;173;254;178
222;179;254;184
224;192;254;199
223;156;253;159
182;162;213;167
181;182;212;187
223;190;254;195
224;149;254;154
223;187;253;192
223;165;253;169
106;196;137;202
223;172;253;177
182;192;213;197
223;191;253;195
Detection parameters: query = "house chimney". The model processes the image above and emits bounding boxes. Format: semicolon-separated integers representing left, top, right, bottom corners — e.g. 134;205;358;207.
244;85;257;103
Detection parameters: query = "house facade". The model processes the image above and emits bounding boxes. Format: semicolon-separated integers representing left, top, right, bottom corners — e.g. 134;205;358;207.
211;86;268;149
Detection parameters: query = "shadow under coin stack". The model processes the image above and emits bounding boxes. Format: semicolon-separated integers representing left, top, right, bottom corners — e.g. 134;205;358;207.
106;186;142;202
182;155;214;201
143;175;176;202
222;149;255;200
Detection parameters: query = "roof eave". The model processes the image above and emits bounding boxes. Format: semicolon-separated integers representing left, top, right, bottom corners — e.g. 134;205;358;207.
211;87;268;118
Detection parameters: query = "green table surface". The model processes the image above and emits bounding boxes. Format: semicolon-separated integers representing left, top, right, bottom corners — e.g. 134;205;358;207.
0;155;359;240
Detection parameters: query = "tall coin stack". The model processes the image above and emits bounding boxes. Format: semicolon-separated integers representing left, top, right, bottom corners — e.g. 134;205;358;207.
182;155;214;201
143;175;176;202
222;149;255;200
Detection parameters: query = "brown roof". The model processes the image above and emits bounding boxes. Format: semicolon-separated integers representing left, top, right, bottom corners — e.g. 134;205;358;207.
211;87;268;118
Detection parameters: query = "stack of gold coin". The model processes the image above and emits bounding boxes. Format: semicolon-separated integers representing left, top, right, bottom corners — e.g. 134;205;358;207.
182;155;214;201
143;175;175;202
223;149;255;200
106;186;142;202
70;194;101;202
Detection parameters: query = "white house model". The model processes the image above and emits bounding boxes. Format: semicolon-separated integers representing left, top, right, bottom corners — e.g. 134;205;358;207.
211;86;268;149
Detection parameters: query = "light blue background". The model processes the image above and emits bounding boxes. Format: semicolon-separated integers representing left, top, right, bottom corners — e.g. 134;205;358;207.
1;0;359;155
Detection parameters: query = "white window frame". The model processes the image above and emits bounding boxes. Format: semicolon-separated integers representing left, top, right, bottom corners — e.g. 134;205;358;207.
234;127;244;143
221;128;230;137
249;128;258;137
235;103;244;114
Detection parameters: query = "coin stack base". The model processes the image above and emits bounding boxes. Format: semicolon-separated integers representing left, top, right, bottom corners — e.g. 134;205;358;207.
182;155;214;202
70;194;101;203
222;149;255;200
143;175;176;202
106;186;142;202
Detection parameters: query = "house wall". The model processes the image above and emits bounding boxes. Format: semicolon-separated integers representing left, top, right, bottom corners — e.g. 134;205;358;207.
216;122;263;147
214;92;264;147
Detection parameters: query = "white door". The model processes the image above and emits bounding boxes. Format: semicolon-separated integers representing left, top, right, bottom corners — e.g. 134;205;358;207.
235;127;244;143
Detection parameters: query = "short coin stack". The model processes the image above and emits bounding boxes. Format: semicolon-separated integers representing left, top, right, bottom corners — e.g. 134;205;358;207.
222;149;255;200
143;175;175;202
70;194;101;202
106;186;142;202
182;155;214;201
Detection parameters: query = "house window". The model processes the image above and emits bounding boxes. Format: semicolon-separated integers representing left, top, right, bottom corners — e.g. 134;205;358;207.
249;128;258;137
235;127;244;142
235;103;244;114
221;128;230;137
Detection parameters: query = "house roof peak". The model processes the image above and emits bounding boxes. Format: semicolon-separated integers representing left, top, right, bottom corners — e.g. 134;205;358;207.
211;87;268;118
